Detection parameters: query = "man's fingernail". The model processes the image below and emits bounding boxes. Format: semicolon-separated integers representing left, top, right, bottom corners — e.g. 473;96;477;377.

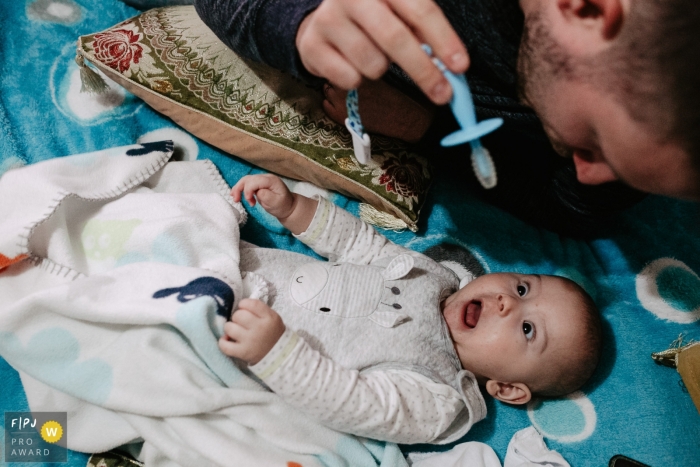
432;82;448;101
451;52;468;68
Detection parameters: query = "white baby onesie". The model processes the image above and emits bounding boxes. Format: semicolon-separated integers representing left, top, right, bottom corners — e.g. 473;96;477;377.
242;197;487;444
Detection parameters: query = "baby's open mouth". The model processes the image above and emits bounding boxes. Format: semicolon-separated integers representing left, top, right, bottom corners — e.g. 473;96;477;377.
465;300;481;328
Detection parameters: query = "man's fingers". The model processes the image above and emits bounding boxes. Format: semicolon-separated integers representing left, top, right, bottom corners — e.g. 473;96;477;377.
301;41;363;90
296;0;467;102
351;1;452;103
299;5;365;88
330;21;389;81
386;0;468;73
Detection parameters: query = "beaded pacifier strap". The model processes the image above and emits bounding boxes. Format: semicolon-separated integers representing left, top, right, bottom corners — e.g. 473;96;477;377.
344;89;372;164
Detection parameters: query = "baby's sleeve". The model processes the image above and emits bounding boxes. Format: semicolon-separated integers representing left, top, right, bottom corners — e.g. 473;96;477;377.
249;328;467;444
294;197;414;265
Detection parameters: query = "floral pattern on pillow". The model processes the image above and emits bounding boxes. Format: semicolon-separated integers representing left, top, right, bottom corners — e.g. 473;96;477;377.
79;6;433;229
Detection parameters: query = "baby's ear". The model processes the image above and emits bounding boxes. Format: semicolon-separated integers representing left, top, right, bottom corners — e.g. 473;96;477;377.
485;380;532;405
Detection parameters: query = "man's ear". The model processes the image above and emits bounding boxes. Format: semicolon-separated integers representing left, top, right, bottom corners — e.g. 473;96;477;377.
553;0;626;52
485;380;532;405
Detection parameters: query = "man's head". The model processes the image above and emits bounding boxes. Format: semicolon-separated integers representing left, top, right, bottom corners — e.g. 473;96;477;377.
517;0;700;200
442;273;601;404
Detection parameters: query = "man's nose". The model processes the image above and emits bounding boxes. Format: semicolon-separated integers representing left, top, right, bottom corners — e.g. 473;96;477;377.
572;151;619;185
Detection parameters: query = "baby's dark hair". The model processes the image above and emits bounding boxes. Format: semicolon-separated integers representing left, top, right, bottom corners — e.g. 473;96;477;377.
533;276;602;398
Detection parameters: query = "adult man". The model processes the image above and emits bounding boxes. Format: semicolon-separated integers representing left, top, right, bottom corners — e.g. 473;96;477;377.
194;0;699;235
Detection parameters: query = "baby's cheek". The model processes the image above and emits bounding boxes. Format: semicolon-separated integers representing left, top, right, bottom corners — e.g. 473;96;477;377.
481;334;521;362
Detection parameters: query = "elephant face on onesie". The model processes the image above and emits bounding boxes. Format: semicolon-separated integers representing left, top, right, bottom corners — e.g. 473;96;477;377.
273;249;462;390
289;254;419;328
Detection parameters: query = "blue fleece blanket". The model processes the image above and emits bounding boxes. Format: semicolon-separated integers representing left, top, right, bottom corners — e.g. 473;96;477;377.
1;1;699;466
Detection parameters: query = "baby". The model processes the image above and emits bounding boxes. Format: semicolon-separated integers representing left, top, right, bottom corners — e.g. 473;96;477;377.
220;174;602;445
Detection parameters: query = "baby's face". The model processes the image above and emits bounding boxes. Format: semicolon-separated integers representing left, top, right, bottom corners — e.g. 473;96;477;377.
442;273;585;387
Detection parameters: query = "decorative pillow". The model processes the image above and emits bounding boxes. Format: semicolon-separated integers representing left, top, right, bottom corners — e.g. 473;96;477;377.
76;6;432;231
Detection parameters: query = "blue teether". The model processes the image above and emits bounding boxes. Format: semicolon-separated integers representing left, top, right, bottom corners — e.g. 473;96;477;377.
344;45;502;188
422;44;501;189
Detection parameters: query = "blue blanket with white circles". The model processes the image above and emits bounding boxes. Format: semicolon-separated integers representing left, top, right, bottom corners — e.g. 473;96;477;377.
1;1;699;466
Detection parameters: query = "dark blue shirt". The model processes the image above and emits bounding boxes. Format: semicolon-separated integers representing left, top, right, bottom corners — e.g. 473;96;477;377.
192;0;645;236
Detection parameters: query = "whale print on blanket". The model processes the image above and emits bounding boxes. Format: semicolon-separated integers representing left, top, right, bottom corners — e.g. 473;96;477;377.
0;144;407;467
153;277;235;319
126;140;174;157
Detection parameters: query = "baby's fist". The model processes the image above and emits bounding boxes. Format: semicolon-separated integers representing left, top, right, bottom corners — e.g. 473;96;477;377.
230;174;296;220
219;298;285;365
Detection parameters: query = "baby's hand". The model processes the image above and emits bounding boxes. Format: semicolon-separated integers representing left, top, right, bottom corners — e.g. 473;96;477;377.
219;298;286;365
231;174;296;221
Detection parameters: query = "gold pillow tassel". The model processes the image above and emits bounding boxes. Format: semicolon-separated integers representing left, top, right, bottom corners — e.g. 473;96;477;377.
652;334;696;367
359;203;411;232
652;334;700;414
75;53;109;94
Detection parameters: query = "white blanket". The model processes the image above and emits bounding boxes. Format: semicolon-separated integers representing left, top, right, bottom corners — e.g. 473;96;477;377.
0;141;407;467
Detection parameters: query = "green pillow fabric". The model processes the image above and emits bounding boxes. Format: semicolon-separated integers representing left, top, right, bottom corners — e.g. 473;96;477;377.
77;6;432;231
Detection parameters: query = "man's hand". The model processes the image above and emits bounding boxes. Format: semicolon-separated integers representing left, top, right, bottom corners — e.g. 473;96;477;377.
295;0;469;104
219;298;286;365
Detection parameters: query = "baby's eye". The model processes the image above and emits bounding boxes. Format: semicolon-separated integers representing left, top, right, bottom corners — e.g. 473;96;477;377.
522;321;535;340
517;283;529;297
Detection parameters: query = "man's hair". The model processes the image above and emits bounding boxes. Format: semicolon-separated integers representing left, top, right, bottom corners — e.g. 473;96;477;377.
520;1;700;169
533;277;602;398
604;1;700;169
